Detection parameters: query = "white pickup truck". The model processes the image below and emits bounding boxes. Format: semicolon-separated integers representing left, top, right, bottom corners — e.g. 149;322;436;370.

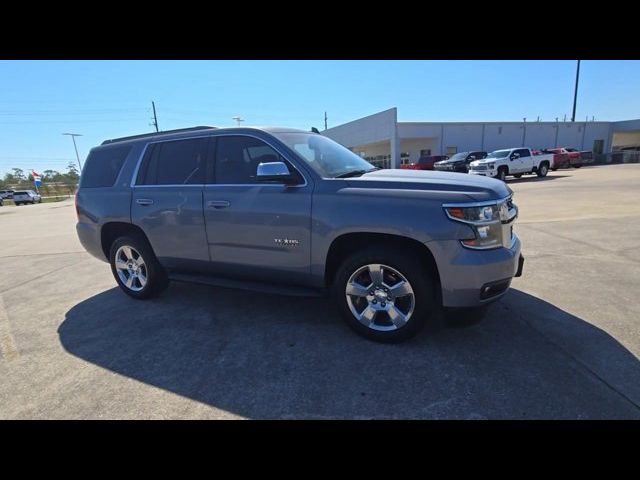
468;148;554;181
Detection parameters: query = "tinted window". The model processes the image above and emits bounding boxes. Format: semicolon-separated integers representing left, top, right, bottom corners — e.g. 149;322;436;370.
215;136;285;184
138;138;208;185
81;145;132;188
516;149;530;157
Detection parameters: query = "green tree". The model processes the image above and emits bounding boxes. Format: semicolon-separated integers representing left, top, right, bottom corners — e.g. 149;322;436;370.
11;168;26;182
66;162;80;180
43;169;59;181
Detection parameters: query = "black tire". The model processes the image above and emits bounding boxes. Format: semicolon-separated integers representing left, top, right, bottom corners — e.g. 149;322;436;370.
513;174;522;178
536;162;549;177
332;245;437;343
109;234;169;300
497;167;507;181
573;164;582;168
15;202;21;206
551;168;557;171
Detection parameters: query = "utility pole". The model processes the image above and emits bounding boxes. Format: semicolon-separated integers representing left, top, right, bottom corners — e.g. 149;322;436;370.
151;101;159;132
324;111;328;130
62;133;83;171
232;116;244;127
571;60;581;122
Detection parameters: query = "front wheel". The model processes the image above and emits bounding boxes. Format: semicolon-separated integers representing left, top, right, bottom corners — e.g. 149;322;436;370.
333;246;436;343
496;168;507;181
536;163;549;177
109;235;169;299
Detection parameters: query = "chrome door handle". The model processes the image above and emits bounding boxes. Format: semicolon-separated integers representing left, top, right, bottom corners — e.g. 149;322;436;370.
207;200;230;209
136;198;154;206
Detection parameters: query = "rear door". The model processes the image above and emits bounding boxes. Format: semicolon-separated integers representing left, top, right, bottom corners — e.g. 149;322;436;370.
203;134;314;285
131;136;211;269
518;148;533;171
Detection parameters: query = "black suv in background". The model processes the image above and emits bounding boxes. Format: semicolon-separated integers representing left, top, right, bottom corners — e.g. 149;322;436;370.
434;151;488;173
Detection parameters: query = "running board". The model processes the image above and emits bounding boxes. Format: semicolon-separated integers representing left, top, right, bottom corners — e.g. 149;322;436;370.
168;272;326;297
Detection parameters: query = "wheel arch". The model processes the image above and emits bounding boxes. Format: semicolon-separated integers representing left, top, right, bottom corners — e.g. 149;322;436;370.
100;222;152;261
324;232;442;304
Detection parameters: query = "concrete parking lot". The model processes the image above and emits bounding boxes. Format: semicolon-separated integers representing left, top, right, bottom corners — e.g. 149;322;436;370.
1;164;639;419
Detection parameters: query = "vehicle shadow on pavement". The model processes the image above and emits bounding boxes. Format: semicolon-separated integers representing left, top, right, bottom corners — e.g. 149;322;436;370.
58;283;640;419
506;175;570;184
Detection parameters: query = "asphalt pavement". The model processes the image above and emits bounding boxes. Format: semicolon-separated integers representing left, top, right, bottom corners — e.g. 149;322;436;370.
1;164;639;419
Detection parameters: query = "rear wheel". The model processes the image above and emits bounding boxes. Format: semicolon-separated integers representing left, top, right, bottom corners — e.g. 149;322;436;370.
109;235;169;299
536;163;549;177
333;246;436;343
496;167;508;181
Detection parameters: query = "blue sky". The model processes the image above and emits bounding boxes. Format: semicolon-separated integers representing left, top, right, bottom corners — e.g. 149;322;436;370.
1;60;639;175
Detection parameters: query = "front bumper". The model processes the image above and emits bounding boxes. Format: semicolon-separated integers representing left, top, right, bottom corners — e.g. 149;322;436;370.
427;233;523;308
468;169;497;178
434;164;467;173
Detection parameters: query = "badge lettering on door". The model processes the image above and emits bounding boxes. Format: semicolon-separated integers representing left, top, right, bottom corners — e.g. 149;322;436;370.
274;238;300;247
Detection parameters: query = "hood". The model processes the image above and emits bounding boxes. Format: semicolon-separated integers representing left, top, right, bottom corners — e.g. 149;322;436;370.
346;168;512;203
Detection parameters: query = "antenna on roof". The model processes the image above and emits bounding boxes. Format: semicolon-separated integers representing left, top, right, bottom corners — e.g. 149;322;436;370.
311;127;320;134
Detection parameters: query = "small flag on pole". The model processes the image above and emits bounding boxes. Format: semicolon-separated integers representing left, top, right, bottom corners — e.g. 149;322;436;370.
32;170;42;189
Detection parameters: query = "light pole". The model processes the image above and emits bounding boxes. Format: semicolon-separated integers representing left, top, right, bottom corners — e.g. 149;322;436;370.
571;60;581;122
63;133;83;171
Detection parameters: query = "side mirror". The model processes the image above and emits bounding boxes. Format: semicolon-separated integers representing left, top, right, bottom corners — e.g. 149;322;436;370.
256;162;299;185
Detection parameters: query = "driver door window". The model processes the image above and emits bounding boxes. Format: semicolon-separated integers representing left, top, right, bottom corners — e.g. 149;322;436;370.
214;135;287;184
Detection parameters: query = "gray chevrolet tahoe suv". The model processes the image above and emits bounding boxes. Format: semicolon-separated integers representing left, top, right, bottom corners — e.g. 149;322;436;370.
76;126;523;342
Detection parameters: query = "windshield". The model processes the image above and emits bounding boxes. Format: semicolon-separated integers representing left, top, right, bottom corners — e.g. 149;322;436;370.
486;150;511;159
448;152;469;161
273;132;376;178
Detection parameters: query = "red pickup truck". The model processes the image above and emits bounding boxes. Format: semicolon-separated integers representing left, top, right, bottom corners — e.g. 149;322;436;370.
400;155;448;171
545;147;583;168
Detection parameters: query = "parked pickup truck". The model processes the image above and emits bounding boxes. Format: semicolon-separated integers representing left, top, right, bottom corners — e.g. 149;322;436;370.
76;126;523;343
545;147;582;168
468;147;553;181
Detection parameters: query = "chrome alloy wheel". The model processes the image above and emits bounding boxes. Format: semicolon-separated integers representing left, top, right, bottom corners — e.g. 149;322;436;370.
114;245;147;292
345;263;415;332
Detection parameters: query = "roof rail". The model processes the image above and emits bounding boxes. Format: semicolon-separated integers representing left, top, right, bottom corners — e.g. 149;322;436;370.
101;126;216;145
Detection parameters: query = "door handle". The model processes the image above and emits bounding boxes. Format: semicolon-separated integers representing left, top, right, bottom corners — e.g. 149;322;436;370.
136;198;154;206
207;200;230;209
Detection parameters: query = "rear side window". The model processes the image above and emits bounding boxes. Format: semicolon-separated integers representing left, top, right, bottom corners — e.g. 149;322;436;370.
81;145;132;188
137;138;208;185
516;149;530;157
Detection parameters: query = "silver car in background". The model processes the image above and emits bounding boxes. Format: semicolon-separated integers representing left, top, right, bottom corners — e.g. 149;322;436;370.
12;190;42;205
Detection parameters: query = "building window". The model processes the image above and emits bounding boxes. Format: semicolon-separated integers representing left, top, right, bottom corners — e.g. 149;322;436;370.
593;139;604;154
446;146;457;156
420;149;431;156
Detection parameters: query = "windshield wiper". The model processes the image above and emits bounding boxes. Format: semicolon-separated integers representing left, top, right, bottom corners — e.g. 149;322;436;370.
334;168;379;179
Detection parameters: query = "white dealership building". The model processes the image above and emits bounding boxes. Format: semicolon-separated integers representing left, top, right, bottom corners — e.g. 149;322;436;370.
321;108;640;169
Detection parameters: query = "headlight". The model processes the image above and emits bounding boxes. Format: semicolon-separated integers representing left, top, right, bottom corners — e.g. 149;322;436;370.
443;199;515;250
487;162;495;169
